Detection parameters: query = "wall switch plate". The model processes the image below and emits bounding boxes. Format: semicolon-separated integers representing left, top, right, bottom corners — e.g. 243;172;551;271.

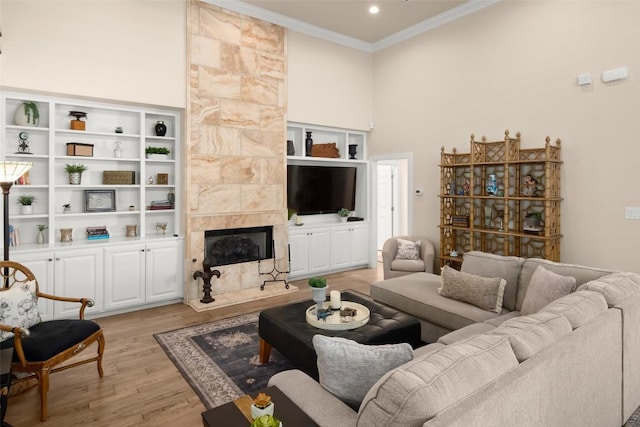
625;207;640;219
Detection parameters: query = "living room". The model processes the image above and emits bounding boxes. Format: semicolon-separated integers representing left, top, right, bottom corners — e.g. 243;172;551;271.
1;0;639;425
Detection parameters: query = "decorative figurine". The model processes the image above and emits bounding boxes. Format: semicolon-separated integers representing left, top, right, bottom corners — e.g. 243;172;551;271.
522;175;539;197
16;131;32;154
148;176;154;185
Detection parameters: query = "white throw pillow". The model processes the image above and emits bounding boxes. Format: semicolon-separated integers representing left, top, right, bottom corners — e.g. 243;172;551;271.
520;266;576;315
439;265;507;313
395;238;421;260
0;280;40;341
312;335;413;409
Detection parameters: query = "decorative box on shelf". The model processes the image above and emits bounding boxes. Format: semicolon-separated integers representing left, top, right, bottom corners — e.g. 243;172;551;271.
452;215;469;227
103;171;136;185
66;143;94;157
156;173;168;185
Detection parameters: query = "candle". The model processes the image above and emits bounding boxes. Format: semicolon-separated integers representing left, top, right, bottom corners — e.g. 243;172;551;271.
330;290;341;310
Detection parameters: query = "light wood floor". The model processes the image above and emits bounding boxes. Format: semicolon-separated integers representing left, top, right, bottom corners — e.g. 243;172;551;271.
7;266;383;427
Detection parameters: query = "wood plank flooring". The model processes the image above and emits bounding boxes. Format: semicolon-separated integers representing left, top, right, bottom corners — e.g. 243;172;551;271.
6;266;382;427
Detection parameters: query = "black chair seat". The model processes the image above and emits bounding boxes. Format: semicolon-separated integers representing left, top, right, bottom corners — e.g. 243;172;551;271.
0;320;100;362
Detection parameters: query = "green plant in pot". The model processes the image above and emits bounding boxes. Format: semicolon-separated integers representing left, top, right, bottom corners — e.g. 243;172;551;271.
65;163;87;185
145;146;170;158
309;276;328;314
250;414;280;427
18;194;36;215
14;101;40;127
524;212;543;230
338;207;350;222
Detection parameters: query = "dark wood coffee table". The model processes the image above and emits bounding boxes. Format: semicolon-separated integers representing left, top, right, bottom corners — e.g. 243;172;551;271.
201;386;318;426
258;290;421;380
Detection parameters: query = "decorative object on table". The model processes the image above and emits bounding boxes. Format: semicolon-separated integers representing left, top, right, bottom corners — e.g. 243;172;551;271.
66;142;94;157
126;224;137;238
348;144;358;159
102;170;135;185
250;414;281;427
148;176;154;185
145;146;170;159
308;276;328;315
155;222;168;235
17;194;35;215
192;258;221;304
68;111;87;131
36;224;48;244
60;228;73;242
304;131;313;157
86;226;109;240
65;163;87;185
524;212;543;234
250;392;274;419
449;249;458;257
521;174;539;197
113;140;123;158
330;290;341;310
155;120;167;137
294;215;303;226
16;131;32;154
14;101;40;127
128;205;135;211
63;203;71;213
311;142;340;158
286;139;295;156
84;190;116;212
156;173;168;185
486;173;498;195
115;126;123;134
337;207;350;222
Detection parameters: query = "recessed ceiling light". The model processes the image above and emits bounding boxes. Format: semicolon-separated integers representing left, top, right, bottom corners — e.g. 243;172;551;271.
369;5;380;14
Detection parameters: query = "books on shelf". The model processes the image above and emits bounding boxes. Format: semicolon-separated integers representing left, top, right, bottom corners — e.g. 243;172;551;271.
148;199;173;210
14;171;30;185
86;226;109;240
9;225;19;246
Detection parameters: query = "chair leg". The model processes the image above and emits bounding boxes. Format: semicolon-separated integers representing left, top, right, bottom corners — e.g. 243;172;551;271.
96;332;105;377
37;368;50;421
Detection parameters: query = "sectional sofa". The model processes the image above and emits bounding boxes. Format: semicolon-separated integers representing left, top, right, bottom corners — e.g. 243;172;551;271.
268;251;640;426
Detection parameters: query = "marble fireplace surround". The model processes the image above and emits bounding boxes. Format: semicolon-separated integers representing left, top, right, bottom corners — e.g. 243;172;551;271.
185;1;291;308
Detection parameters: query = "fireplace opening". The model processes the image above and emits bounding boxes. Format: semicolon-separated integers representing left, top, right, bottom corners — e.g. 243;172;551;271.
204;226;273;267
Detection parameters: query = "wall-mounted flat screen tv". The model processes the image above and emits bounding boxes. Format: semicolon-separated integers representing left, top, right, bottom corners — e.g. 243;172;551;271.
287;165;357;215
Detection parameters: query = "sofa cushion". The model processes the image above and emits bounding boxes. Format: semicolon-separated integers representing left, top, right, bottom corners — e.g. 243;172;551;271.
486;312;572;362
520;266;576;315
440;265;507;313
357;334;518;426
483;311;521;327
437;322;495;345
390;259;425;273
0;280;40;341
461;251;524;311
312;335;413;409
577;272;640;306
540;290;607;329
517;258;614;311
395;238;422;260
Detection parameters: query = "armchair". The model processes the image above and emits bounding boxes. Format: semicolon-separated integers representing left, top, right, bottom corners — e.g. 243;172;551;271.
382;236;435;279
0;261;105;421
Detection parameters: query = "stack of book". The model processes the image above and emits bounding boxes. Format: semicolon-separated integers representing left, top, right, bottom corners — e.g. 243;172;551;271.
86;226;110;240
149;200;173;210
8;225;19;246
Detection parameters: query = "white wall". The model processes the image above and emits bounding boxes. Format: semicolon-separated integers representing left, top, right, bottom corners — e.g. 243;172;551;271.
287;31;372;131
370;0;640;273
0;0;186;108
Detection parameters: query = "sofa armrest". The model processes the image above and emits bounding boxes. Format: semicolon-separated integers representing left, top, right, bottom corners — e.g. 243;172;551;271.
268;369;357;427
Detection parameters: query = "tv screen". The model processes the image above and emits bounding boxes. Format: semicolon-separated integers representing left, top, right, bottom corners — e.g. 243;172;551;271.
287;165;357;215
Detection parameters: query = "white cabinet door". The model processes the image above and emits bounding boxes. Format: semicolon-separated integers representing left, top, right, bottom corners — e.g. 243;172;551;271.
54;248;103;318
288;230;309;277
330;227;351;269
104;244;146;311
145;240;183;302
13;253;55;321
349;225;370;266
308;229;330;273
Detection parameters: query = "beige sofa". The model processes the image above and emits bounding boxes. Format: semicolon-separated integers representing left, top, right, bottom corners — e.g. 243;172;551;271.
268;252;640;426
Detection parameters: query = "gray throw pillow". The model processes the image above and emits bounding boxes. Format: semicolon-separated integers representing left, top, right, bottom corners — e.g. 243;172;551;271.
520;265;576;315
439;265;507;313
312;335;413;409
395;238;421;260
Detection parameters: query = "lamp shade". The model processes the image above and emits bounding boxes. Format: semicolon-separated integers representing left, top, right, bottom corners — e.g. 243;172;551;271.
0;161;33;183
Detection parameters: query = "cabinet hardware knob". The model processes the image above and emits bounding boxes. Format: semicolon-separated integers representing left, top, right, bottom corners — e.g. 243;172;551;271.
48;258;53;262
55;257;60;261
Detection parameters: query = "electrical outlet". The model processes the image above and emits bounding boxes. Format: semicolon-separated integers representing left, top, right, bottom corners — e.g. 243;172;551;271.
625;207;640;219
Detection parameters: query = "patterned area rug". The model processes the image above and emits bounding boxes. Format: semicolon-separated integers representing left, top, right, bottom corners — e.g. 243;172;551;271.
154;313;294;410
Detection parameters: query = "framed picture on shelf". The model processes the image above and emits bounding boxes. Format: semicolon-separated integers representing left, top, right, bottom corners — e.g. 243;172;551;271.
84;190;116;212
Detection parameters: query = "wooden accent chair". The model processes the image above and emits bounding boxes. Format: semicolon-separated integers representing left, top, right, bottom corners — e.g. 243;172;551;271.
0;261;105;421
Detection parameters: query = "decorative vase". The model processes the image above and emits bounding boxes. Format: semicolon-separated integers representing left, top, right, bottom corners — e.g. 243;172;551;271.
114;140;123;158
63;206;71;213
348;144;358;160
21;205;33;215
14;102;39;127
155;121;167;137
126;224;137;237
36;230;45;244
60;228;73;242
287;140;295;156
311;285;327;313
250;403;275;419
340;216;348;223
305;131;313;157
68;172;82;185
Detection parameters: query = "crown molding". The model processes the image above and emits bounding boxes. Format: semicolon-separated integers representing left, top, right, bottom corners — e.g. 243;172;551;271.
202;0;500;53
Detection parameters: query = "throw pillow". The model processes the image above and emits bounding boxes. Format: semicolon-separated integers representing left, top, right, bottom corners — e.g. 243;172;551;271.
439;265;507;313
520;265;576;315
312;335;413;409
0;280;40;341
395;238;421;260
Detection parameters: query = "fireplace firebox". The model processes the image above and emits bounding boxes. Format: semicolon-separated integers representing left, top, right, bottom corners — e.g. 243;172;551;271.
204;226;273;267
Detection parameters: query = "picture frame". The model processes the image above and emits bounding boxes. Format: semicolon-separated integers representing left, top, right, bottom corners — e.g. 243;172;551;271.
84;190;116;212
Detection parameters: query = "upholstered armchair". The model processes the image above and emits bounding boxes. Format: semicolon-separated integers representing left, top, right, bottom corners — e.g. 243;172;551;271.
0;261;105;421
382;236;435;279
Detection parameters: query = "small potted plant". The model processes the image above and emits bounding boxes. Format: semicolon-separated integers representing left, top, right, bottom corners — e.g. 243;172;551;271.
338;207;350;222
250;392;274;419
250;414;280;427
63;203;71;213
36;224;48;244
17;194;36;215
65;163;87;185
145;146;170;159
14;101;40;127
524;212;543;231
308;276;328;313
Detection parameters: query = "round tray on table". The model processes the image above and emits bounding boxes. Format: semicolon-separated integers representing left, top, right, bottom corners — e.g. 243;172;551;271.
305;301;370;331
